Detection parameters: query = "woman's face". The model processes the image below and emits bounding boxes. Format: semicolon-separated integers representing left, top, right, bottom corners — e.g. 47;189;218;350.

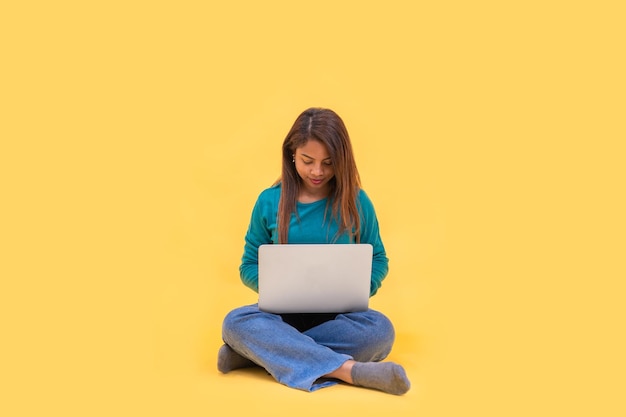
293;139;335;199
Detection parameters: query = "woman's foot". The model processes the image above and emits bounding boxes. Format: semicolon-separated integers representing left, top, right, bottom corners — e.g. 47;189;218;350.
326;359;410;395
217;344;256;373
351;361;411;395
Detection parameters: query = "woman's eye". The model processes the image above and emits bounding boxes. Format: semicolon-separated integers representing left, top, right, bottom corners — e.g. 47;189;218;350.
324;161;333;166
303;161;313;165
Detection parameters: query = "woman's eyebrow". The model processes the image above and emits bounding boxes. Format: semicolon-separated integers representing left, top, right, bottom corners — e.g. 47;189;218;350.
300;153;331;161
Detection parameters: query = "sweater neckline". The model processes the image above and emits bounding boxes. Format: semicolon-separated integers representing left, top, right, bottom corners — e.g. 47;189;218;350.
297;197;328;206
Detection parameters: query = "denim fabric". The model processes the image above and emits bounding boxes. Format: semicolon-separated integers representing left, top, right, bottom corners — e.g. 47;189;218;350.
221;304;395;392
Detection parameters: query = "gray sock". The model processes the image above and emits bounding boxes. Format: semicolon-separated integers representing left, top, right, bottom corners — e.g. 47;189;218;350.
351;362;411;395
217;344;256;373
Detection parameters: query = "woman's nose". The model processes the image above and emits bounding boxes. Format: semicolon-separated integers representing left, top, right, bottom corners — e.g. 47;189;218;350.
311;164;323;175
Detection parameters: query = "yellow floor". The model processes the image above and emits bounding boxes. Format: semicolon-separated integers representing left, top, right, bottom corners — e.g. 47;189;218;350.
147;275;425;416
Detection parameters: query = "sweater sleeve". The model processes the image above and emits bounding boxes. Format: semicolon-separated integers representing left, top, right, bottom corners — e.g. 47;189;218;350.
239;189;276;292
358;190;389;296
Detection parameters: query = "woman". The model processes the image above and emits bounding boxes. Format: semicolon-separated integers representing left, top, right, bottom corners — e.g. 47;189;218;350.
218;108;410;395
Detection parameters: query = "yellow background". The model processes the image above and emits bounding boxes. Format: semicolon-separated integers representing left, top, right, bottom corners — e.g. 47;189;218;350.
1;1;624;416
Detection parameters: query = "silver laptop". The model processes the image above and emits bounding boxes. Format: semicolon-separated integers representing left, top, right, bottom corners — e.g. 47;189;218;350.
257;243;373;314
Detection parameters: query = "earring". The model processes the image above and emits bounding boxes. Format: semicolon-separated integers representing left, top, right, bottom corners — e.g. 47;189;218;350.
292;155;295;163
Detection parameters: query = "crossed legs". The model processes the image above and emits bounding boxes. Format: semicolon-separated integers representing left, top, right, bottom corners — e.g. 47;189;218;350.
219;305;410;395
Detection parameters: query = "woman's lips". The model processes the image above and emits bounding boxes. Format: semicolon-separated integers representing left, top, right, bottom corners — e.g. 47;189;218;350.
310;178;323;185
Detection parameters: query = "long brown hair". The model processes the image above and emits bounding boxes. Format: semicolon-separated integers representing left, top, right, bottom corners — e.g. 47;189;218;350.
274;107;362;243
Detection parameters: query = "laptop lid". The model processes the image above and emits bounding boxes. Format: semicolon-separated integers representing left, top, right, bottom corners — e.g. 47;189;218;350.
257;243;373;314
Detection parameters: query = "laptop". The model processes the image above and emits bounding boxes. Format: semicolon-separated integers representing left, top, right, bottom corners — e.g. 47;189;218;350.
257;243;373;314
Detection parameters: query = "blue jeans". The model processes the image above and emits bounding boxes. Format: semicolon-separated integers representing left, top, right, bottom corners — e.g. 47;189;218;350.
221;304;396;392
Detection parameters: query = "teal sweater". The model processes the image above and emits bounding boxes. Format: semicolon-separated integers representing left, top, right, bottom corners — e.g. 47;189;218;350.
239;184;389;296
